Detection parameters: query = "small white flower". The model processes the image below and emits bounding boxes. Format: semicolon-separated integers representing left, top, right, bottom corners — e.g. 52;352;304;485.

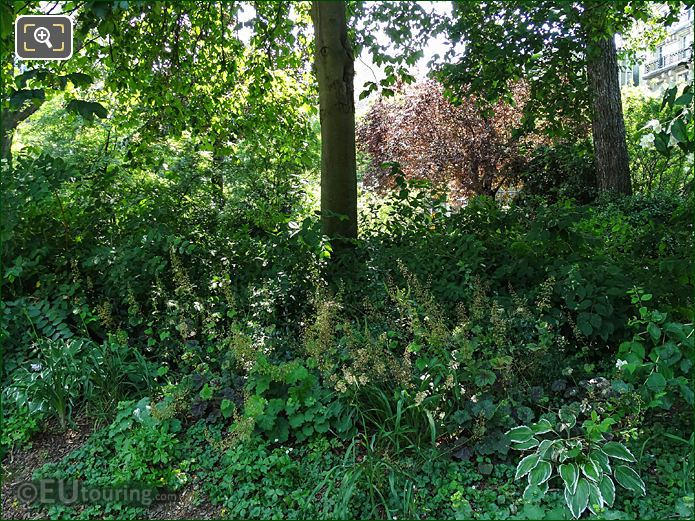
30;363;42;371
640;133;655;149
616;359;628;370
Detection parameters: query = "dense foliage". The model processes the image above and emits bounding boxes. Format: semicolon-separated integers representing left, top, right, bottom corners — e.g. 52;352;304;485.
1;2;693;521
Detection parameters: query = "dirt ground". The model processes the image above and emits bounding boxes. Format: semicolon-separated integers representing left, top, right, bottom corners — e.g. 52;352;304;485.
1;417;221;520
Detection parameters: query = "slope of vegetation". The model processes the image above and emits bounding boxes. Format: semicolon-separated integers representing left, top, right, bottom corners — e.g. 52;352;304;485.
1;1;693;520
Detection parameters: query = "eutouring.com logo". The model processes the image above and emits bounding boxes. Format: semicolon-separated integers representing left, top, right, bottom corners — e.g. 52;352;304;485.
15;479;176;507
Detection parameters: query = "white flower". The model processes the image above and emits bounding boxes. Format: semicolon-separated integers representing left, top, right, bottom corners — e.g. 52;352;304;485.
30;363;42;371
644;119;662;133
616;359;628;370
686;152;694;165
640;133;655;149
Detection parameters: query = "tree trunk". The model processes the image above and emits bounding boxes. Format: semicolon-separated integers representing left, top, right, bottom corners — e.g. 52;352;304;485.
587;35;632;194
1;103;42;170
1;124;12;167
311;1;358;241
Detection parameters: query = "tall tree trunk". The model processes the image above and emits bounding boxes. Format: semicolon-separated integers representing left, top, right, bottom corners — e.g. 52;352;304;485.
587;35;632;194
311;1;358;241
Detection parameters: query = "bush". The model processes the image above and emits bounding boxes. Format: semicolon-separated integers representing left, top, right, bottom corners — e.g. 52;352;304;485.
622;86;692;194
513;140;597;203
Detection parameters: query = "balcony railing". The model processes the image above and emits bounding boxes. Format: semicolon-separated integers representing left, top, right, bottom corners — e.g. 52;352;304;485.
644;47;694;76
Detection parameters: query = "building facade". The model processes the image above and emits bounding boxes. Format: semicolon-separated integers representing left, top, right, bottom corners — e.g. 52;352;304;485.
619;6;694;92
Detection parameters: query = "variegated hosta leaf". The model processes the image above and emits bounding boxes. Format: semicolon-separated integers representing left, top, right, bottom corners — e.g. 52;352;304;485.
602;441;636;462
614;465;646;496
537;439;556;459
565;477;590;519
581;458;602;482
506;426;535;443
599;475;616;507
590;448;611;473
515;453;541;480
512;437;539;450
528;460;552;486
587;481;604;515
531;418;553;434
559;462;579;494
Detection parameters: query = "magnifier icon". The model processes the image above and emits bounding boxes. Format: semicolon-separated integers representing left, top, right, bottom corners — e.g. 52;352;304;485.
33;26;52;48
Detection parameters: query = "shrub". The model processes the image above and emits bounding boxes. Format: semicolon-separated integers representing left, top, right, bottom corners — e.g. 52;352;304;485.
357;80;541;199
513;140;597;203
4;338;91;430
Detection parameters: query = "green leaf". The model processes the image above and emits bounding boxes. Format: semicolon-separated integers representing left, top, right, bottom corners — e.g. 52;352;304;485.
614;465;645;496
558;407;577;431
590;449;611;473
531;418;553;434
66;72;94;88
670;119;688;143
507;425;535;443
602;441;636;462
512;437;539;450
515;453;540;480
528;460;552;486
647;322;661;342
654;133;670;155
523;481;549;502
565;478;590;519
674;90;693;107
581;459;602;482
598;475;616;507
587;481;604;515
199;383;213;400
577;313;593;336
220;398;234;419
537;439;556;458
475;369;496;387
560;463;579;494
646;372;666;393
662;85;677;110
9;89;45;109
65;99;108;121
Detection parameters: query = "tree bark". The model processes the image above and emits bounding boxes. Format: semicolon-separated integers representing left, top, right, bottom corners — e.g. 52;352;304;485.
1;103;42;169
311;1;358;241
587;35;632;194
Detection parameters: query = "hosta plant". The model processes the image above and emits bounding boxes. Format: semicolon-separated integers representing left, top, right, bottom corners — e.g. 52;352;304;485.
507;411;645;519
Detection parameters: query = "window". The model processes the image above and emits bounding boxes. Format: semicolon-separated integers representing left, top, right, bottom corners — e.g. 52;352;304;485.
657;45;664;68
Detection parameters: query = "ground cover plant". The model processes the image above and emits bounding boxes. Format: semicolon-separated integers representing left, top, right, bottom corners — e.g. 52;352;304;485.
1;1;693;520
